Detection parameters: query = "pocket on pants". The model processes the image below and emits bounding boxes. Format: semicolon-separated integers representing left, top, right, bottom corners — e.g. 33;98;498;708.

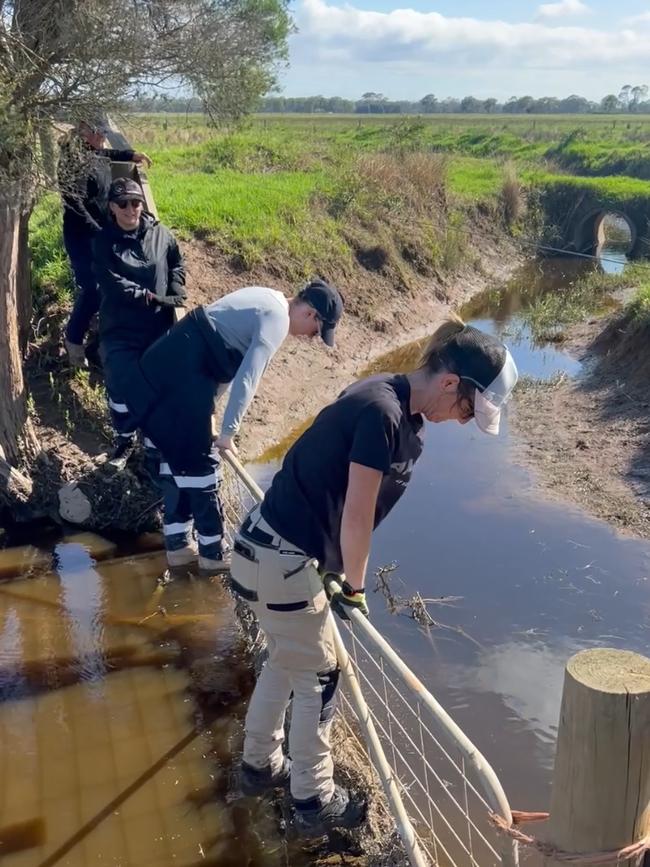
257;551;322;612
230;538;260;602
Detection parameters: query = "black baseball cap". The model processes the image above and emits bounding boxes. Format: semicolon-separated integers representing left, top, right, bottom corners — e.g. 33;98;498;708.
299;279;344;346
109;178;146;204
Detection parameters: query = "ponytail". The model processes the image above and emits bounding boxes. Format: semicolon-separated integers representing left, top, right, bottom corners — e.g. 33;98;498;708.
418;314;465;374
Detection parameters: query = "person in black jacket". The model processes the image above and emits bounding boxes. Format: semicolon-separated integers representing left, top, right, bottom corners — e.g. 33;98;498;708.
93;177;186;464
57;119;151;367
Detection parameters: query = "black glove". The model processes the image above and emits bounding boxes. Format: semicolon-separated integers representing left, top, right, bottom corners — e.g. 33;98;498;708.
155;294;187;308
322;572;369;620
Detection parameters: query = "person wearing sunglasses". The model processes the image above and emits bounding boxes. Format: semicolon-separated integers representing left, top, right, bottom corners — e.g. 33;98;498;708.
229;315;518;837
93;177;187;467
58;118;151;368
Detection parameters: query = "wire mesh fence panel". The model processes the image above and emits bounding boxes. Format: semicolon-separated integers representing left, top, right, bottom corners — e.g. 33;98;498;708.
221;459;259;543
220;456;517;867
339;619;512;867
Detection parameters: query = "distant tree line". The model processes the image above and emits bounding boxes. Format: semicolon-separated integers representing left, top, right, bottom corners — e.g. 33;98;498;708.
127;85;650;116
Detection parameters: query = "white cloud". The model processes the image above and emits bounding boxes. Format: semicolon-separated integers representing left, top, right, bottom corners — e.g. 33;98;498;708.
623;11;650;26
296;0;647;70
535;0;590;20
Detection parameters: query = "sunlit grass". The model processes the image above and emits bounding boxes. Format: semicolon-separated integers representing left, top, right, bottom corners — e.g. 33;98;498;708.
30;113;650;310
150;166;348;274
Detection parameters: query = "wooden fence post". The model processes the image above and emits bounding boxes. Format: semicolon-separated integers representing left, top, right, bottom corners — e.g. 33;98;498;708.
544;648;650;865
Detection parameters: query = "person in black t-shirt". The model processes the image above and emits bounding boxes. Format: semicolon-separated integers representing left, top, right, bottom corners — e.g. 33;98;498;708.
230;315;518;837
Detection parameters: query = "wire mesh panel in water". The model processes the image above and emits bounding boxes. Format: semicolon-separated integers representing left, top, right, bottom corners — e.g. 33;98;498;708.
339;619;515;867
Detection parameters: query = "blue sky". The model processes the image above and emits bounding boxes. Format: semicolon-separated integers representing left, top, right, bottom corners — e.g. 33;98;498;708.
278;0;650;100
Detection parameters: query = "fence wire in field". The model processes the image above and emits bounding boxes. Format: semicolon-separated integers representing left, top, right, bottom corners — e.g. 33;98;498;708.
220;456;517;867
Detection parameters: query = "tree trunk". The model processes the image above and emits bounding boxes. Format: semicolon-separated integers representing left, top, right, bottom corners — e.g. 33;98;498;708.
17;210;32;353
0;193;30;467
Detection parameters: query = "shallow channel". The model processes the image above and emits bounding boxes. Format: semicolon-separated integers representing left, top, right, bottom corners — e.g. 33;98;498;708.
1;255;648;865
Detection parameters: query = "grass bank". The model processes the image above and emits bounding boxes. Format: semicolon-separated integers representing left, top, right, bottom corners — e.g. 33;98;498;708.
31;121;521;305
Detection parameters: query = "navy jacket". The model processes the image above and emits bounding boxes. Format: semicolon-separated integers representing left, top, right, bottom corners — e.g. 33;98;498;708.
93;213;186;351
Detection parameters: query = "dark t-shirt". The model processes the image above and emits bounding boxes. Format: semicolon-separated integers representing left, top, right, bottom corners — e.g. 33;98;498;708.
261;374;424;571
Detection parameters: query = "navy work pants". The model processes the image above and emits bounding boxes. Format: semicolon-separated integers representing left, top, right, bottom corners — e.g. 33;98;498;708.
159;450;227;560
63;226;100;346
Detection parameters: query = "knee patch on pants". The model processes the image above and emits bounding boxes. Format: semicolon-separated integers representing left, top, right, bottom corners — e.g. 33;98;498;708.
317;667;340;724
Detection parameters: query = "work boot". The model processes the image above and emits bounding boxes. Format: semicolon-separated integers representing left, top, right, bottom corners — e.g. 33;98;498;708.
241;756;291;797
167;545;199;569
293;785;367;837
198;552;231;576
64;339;88;369
105;436;137;471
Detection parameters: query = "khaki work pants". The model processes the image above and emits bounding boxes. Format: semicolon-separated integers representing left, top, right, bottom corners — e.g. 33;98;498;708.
231;505;339;804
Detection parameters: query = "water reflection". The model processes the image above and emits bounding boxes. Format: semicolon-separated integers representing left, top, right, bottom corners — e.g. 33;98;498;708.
442;639;579;758
0;545;271;865
597;245;628;275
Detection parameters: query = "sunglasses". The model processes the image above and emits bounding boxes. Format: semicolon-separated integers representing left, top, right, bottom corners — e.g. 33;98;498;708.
115;199;143;210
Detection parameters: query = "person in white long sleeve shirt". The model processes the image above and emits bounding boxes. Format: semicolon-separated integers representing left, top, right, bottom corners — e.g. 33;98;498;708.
206;286;298;454
126;279;344;574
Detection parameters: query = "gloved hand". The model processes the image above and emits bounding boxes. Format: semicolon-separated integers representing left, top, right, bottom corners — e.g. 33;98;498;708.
154;294;187;307
322;572;369;620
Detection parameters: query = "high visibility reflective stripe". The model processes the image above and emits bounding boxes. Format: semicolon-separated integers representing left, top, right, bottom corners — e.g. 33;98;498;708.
197;533;222;545
163;521;192;536
157;464;216;488
173;473;216;489
107;399;129;413
118;431;136;438
143;437;156;449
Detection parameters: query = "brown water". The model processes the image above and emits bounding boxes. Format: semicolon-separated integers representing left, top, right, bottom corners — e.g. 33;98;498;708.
0;536;295;866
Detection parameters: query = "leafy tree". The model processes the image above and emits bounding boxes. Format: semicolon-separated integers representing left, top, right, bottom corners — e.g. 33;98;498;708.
460;96;484;113
600;94;620;113
631;85;649;111
419;94;438;113
619;85;632;111
0;0;291;476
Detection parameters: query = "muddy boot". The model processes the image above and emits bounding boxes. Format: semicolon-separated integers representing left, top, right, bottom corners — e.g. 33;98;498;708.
64;339;88;369
293;785;367;837
167;545;199;569
241;756;291;797
198;551;231;577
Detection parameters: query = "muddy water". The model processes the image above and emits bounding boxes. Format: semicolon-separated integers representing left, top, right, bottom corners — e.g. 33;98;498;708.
0;538;285;866
252;257;650;821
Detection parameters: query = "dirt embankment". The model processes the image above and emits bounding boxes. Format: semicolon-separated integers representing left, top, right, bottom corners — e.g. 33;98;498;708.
511;306;650;538
183;233;521;461
23;226;521;532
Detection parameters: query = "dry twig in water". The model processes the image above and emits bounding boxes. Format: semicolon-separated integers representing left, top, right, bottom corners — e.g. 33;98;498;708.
372;563;481;648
